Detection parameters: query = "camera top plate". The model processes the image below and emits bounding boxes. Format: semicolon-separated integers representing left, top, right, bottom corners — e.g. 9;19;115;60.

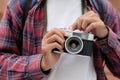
64;29;94;41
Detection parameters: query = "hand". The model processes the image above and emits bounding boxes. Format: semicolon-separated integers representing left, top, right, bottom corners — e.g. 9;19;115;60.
41;28;66;71
70;11;108;38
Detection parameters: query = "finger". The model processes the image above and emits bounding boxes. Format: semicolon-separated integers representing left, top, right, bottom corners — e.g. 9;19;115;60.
42;42;63;55
70;11;96;30
85;22;97;33
47;34;65;46
49;42;64;53
44;28;66;39
82;17;97;31
70;18;78;30
70;17;83;30
84;11;97;17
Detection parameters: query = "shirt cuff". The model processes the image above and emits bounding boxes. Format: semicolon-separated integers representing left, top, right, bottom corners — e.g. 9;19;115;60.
26;54;48;79
95;27;111;54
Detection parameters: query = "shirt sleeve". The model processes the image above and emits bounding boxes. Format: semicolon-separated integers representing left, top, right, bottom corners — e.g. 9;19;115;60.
0;1;47;80
0;54;46;79
96;0;120;78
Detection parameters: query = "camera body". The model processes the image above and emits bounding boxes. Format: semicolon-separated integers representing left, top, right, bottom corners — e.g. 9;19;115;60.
54;30;94;56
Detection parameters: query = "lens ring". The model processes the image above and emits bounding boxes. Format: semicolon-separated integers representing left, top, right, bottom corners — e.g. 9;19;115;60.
65;36;83;55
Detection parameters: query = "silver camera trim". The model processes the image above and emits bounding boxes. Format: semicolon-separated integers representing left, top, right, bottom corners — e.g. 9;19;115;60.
65;36;83;55
64;29;94;41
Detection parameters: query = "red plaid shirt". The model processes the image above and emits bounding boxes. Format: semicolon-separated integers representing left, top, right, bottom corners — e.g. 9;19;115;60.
0;0;120;80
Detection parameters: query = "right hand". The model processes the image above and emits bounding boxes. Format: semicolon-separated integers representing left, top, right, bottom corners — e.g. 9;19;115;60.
41;28;66;71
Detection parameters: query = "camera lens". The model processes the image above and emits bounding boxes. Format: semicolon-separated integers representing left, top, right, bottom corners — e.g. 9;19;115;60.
69;40;79;50
65;36;83;55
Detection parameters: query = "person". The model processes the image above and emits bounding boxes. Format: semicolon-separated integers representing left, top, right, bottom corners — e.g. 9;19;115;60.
0;0;120;80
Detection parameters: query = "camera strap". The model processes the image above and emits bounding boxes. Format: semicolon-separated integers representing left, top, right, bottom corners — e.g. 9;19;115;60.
95;0;104;20
22;0;32;27
43;0;47;36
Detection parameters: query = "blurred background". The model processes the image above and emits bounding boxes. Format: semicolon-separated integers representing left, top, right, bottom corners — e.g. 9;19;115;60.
0;0;120;80
109;0;120;15
0;0;8;20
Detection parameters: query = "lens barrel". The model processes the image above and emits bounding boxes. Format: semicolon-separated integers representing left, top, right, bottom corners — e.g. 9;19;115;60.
65;36;83;55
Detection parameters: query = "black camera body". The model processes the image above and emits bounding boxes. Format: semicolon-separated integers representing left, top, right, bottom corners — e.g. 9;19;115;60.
54;30;94;56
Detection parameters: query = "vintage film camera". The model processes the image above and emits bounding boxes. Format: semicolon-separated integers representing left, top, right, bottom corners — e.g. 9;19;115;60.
53;29;94;56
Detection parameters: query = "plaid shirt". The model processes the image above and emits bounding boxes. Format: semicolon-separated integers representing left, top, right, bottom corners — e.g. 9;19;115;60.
0;0;120;80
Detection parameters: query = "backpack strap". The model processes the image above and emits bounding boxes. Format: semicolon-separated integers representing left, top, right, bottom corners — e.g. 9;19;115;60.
96;0;104;20
91;0;105;21
22;0;32;26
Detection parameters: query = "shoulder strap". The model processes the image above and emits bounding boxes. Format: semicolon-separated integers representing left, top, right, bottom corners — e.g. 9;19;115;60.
96;0;104;20
22;0;32;26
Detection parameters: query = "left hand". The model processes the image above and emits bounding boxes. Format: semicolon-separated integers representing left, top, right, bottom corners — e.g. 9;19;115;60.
70;11;108;38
